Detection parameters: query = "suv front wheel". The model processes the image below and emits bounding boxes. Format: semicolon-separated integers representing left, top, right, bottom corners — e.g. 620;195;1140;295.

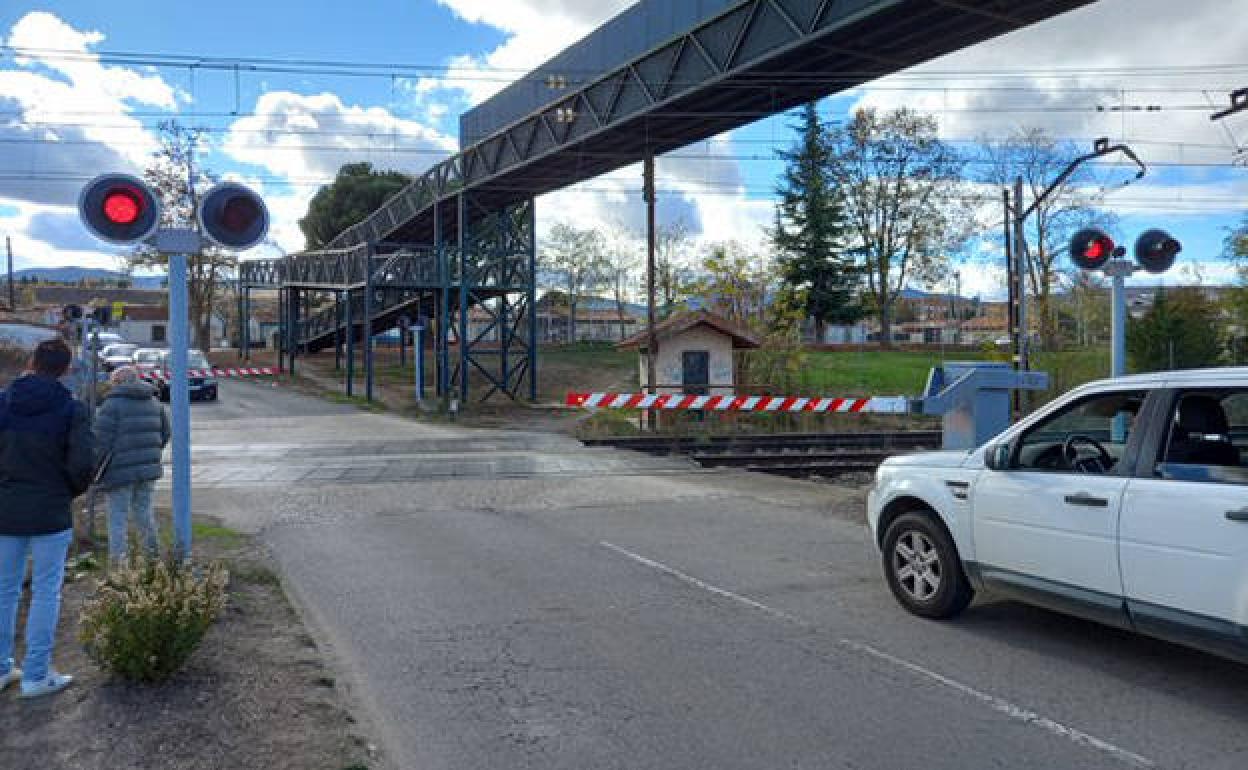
881;512;973;619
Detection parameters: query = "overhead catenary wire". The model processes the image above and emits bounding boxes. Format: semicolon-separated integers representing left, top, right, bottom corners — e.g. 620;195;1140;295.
1;171;1242;210
3;134;1248;170
6;44;1248;84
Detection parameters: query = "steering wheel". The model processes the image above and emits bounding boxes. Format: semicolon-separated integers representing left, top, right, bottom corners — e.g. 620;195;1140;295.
1063;434;1113;473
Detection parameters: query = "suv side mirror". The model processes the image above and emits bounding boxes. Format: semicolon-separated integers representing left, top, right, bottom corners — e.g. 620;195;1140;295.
984;443;1012;471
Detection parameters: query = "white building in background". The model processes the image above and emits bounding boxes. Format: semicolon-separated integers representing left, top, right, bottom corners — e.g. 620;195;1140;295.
119;306;228;348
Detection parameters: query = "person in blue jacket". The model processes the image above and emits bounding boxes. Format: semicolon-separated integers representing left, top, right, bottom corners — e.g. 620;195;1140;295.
0;338;94;698
94;366;170;562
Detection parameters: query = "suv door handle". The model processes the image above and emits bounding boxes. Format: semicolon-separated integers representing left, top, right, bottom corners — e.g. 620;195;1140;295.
1226;509;1248;522
1064;493;1109;508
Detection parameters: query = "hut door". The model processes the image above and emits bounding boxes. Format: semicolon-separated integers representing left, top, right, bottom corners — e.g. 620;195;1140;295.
681;351;709;395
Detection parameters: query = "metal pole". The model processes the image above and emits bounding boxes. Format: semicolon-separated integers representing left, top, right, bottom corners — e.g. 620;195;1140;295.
457;194;469;404
414;323;424;403
86;318;97;415
435;203;449;398
6;235;14;311
398;316;407;368
1110;265;1127;378
334;292;342;371
345;289;354;397
1013;177;1029;373
643;152;657;429
169;252;192;559
289;287;298;378
276;287;285;373
364;246;374;402
238;287;248;360
527;199;538;402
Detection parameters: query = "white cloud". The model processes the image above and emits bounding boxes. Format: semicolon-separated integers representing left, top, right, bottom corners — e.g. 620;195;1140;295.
425;0;634;105
0;12;184;264
852;0;1247;166
221;91;457;182
0;12;183;204
0;198;125;270
218;91;460;253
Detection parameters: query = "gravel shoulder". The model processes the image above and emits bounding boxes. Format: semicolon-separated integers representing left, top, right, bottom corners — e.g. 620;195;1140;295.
0;516;385;770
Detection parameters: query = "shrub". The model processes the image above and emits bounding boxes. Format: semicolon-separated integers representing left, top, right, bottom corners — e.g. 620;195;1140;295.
79;550;228;683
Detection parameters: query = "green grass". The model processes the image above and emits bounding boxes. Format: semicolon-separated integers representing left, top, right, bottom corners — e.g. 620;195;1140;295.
540;341;634;370
778;349;1112;404
192;521;244;545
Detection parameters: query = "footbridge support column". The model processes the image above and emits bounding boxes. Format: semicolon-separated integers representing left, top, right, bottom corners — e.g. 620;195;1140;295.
444;194;538;403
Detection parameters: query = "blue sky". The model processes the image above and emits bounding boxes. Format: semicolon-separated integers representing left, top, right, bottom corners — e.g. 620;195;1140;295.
1;0;1246;300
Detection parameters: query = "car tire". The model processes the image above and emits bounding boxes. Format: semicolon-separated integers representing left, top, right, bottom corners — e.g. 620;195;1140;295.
881;511;973;619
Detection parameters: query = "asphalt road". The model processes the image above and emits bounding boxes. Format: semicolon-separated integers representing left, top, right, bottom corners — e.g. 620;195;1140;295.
188;381;1248;770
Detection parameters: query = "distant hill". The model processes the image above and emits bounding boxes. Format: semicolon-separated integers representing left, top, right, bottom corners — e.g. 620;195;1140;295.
12;267;165;289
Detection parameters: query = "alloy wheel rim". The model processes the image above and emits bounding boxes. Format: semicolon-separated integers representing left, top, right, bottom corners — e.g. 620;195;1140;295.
893;530;942;602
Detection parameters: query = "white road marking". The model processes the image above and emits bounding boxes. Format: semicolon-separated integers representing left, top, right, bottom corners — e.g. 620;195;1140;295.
838;640;1155;768
598;541;1155;769
599;541;801;624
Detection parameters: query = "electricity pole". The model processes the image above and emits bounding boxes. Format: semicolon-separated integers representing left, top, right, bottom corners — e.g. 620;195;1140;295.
644;151;657;429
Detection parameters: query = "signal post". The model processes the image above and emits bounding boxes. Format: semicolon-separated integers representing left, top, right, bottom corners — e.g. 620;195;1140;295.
1070;227;1182;379
79;174;268;559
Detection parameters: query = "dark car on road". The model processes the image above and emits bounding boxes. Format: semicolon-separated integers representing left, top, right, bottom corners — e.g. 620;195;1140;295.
155;349;219;402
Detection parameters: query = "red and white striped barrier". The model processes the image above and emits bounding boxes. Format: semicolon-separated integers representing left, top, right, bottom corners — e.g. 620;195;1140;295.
565;392;911;414
138;367;276;382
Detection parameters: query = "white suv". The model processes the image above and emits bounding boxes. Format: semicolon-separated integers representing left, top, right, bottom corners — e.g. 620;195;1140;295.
868;368;1248;662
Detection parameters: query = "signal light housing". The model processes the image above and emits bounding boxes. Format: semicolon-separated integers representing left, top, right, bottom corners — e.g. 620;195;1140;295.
79;174;161;245
198;182;269;251
1069;228;1116;271
1134;229;1181;274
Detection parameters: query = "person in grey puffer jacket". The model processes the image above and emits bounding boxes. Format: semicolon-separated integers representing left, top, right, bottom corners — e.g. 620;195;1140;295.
95;366;170;562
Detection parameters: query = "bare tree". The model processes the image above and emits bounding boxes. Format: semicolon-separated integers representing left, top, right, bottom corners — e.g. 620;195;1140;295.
826;108;974;347
540;223;607;343
981;128;1114;351
127;121;236;351
655;220;695;314
602;225;641;340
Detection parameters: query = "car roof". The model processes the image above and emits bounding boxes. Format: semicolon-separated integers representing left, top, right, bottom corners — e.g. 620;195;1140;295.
1073;367;1248;392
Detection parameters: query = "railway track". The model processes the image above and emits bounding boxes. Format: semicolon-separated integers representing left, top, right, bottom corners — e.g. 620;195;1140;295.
582;431;943;478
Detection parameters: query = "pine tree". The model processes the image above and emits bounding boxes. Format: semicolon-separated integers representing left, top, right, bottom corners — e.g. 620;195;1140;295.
771;102;862;341
1127;287;1223;372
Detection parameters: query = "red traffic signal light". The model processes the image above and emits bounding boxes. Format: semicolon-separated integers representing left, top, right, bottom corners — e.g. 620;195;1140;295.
1069;228;1115;271
198;183;268;251
79;174;161;245
1134;229;1181;274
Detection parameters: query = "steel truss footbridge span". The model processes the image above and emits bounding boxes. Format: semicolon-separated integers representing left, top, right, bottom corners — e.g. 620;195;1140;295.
240;0;1095;403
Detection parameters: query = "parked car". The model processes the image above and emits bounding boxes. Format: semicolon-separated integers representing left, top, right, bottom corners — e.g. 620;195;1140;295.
132;348;165;373
154;349;219;402
868;368;1248;663
86;331;125;355
97;343;139;372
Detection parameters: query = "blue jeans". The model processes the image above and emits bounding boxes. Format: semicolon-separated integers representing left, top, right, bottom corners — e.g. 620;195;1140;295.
107;480;158;562
0;529;72;684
